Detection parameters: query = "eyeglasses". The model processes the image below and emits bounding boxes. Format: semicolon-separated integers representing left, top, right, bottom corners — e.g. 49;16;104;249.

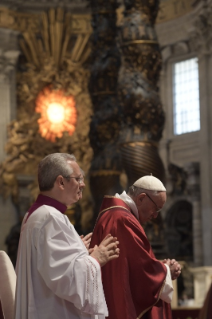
64;176;84;185
145;193;161;213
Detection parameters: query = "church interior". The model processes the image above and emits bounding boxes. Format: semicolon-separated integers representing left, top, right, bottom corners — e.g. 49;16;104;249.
0;0;211;318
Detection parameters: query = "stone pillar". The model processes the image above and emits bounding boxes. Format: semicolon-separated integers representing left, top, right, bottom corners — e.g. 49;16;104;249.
0;28;20;251
189;266;212;308
185;162;203;266
188;2;212;265
0;31;19;161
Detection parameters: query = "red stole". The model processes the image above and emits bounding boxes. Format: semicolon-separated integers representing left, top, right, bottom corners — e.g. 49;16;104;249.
91;196;172;319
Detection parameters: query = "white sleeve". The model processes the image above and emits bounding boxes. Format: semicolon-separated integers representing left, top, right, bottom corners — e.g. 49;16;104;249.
36;215;108;316
160;264;174;303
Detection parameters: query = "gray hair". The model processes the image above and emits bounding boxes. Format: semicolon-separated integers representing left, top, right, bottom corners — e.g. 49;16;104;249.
38;153;76;191
128;185;160;197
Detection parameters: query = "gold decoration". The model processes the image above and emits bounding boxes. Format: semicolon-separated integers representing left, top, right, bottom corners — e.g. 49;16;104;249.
0;3;195;35
0;8;91;36
35;86;77;142
121;40;158;46
0;8;93;231
157;0;194;23
18;8;91;69
0;7;39;33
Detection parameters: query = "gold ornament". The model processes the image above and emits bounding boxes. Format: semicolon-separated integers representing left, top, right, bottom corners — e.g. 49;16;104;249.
35;86;77;142
0;8;93;230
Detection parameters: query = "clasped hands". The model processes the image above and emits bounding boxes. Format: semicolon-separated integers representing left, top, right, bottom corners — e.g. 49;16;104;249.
80;233;120;267
162;258;181;280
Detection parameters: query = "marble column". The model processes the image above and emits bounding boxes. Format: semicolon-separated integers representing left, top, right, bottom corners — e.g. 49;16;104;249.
188;2;212;265
189;266;212;307
0;32;19;160
0;28;20;251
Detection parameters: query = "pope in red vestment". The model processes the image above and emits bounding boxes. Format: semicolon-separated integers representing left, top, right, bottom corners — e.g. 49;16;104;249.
90;195;173;319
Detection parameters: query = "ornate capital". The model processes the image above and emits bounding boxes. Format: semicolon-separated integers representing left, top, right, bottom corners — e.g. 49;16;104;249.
0;0;88;10
188;3;212;56
0;50;20;83
0;7;91;35
0;7;39;33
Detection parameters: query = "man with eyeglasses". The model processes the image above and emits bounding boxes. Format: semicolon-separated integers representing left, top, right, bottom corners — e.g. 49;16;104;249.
15;153;120;319
90;175;181;319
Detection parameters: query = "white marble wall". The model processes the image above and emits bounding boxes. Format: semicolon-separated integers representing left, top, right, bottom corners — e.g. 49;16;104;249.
0;28;19;251
157;0;212;266
189;266;212;307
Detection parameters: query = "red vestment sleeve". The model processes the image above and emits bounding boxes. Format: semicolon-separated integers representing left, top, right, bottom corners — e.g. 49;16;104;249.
90;198;172;319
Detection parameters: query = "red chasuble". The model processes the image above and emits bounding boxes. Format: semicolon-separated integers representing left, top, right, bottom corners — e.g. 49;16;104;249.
90;196;172;319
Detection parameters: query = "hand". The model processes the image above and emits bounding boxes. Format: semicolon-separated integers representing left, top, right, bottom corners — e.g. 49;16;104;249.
163;258;181;280
80;232;92;250
90;234;120;267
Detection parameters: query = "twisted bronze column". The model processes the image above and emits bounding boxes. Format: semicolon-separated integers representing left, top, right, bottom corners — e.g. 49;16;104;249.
88;0;122;219
116;0;167;258
118;0;165;186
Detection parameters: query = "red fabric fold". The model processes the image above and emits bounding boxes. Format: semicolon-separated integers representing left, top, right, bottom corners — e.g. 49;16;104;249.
91;196;172;319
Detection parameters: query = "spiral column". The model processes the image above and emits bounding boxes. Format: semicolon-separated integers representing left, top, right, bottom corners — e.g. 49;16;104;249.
88;0;122;219
118;0;166;185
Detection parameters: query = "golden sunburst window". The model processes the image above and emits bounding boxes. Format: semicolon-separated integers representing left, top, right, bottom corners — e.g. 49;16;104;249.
35;87;77;142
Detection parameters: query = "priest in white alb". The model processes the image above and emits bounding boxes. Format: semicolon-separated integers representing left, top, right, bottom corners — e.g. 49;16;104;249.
14;153;120;319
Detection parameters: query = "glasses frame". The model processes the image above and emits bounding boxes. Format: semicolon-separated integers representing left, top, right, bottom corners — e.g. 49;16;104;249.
145;193;161;213
63;176;84;184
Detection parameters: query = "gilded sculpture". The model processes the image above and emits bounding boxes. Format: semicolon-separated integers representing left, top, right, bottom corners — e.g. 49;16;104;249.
0;8;94;230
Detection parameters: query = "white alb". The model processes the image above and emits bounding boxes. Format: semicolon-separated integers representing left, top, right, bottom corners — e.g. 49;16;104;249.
15;205;108;319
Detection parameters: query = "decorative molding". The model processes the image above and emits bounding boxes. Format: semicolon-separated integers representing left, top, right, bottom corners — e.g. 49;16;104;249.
0;50;20;83
188;3;212;55
173;41;190;55
117;0;195;25
0;7;40;33
17;9;91;69
0;0;88;10
0;7;91;34
157;0;194;24
1;0;87;2
161;41;190;64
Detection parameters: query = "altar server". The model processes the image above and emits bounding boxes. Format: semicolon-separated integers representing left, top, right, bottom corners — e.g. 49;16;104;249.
14;153;119;319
